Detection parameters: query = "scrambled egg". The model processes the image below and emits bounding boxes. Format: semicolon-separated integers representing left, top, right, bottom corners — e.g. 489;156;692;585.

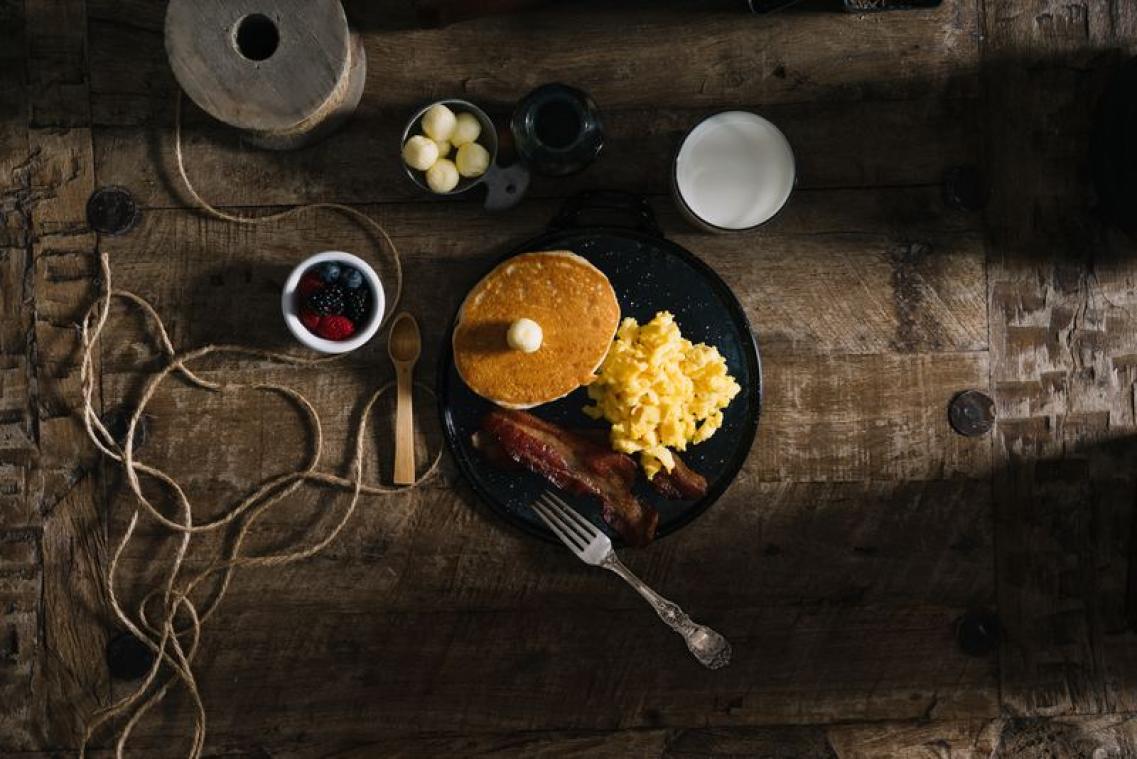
584;311;741;479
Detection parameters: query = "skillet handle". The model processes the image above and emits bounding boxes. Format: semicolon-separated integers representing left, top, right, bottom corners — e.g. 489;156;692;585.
550;191;663;239
482;162;531;213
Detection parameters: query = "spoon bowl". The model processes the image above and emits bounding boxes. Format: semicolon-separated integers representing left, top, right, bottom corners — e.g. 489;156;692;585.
389;312;422;363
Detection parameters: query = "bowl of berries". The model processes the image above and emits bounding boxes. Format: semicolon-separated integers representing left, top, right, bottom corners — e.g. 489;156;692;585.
282;251;385;354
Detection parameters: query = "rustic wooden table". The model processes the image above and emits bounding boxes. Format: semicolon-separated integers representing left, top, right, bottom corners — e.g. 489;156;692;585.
4;0;1137;755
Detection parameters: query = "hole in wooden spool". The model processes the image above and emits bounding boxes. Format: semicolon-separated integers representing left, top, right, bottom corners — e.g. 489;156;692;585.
234;14;279;61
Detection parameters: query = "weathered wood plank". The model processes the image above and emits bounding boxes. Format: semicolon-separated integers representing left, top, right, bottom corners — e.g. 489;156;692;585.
93;350;988;588
87;0;980;121
827;719;1002;758
25;716;1137;758
760;351;989;481
95;340;995;745
91;188;985;370
101;480;994;745
0;0;32;459
23;0;89;128
20;1;106;752
92;96;980;209
0;0;38;751
101;358;993;599
992;715;1137;756
984;0;1137;719
101;599;994;742
27;125;108;751
86;0;981;207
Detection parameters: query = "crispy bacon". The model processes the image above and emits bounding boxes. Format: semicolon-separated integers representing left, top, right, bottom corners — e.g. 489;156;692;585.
522;425;708;501
650;455;708;501
481;409;660;546
470;430;523;471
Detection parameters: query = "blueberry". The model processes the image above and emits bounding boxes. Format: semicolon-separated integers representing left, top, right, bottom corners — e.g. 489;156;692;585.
318;262;342;283
342;267;364;289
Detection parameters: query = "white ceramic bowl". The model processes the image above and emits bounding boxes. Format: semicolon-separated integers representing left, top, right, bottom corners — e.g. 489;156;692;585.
281;251;385;354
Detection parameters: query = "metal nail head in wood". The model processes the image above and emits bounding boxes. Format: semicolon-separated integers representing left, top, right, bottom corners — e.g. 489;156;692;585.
948;389;995;437
86;186;140;236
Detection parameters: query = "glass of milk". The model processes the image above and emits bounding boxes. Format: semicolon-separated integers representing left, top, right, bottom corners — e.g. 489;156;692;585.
672;111;795;232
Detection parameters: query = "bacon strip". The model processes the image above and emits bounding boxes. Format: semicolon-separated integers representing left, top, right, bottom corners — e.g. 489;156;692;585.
650;455;708;501
481;409;660;546
562;428;708;501
470;430;523;471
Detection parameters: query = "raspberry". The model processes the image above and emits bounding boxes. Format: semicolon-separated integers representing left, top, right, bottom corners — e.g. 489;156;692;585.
299;307;321;333
298;272;324;298
306;284;345;316
315;315;355;341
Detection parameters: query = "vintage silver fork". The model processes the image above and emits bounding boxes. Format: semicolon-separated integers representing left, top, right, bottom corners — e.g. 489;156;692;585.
532;491;732;670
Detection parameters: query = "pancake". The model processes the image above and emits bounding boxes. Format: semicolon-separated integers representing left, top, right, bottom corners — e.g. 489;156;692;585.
453;250;620;409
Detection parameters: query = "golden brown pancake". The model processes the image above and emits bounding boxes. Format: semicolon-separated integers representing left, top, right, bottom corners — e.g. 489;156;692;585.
453;251;620;408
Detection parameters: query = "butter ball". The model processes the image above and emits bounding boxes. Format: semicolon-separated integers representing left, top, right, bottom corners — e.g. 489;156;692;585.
425;158;460;194
421;103;456;142
451;112;482;146
433;139;452;158
507;318;543;353
402;135;439;172
456;142;490;178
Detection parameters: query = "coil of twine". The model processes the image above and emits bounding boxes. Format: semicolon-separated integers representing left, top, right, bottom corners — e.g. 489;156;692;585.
78;92;442;758
165;0;366;150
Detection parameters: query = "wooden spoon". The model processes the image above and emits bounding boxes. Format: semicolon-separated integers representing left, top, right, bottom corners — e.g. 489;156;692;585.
387;312;422;485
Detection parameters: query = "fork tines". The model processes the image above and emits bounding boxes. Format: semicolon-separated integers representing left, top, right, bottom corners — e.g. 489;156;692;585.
533;491;601;555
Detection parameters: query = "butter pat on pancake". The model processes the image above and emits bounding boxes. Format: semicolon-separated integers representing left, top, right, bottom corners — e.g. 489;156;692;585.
454;251;620;408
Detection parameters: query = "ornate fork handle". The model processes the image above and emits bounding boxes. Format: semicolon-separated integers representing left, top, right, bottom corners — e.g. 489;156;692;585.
601;553;732;669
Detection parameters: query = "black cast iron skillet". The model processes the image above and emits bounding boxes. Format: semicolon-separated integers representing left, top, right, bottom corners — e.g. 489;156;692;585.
438;191;763;545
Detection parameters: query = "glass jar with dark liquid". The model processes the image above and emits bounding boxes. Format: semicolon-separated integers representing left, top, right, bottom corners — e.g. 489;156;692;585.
511;83;604;176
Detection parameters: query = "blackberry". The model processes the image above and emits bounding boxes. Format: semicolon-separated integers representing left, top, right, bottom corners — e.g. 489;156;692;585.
306;284;345;315
345;287;371;322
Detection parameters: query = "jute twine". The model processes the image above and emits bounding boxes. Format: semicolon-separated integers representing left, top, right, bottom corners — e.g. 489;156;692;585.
78;93;442;757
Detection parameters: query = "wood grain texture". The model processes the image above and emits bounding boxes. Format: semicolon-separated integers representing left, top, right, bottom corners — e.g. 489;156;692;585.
96;469;995;744
24;0;90;128
0;0;38;750
87;0;980;118
16;716;1137;757
18;1;109;753
85;0;981;207
92;96;980;208
29;126;109;752
984;0;1137;720
13;0;1137;753
90;189;986;369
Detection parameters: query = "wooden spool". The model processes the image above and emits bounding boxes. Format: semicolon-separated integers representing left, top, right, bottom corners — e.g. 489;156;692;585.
165;0;366;150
